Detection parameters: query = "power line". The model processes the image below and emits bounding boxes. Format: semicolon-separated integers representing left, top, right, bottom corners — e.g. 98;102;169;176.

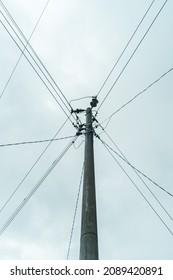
0;9;78;126
0;17;72;121
95;120;173;199
0;135;78;236
0;135;75;148
0;1;72;113
67;164;84;260
99;137;173;237
70;96;93;104
101;67;173;129
97;133;173;223
0;115;71;215
96;0;156;98
0;15;71;118
0;0;51;100
105;139;173;198
97;0;168;113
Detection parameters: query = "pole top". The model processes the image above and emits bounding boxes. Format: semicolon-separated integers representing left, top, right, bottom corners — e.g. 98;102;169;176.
90;96;98;108
86;107;92;113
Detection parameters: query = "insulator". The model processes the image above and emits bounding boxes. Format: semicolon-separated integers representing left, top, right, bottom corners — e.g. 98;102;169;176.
90;97;98;108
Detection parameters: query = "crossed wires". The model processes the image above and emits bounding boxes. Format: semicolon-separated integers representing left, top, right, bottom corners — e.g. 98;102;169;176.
0;135;79;236
0;0;77;229
101;67;173;130
0;0;172;257
91;0;173;239
92;0;173;239
94;129;173;237
0;1;81;222
0;115;72;215
99;136;173;237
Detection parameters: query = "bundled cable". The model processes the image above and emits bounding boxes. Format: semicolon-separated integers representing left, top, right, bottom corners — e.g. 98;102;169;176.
0;2;75;122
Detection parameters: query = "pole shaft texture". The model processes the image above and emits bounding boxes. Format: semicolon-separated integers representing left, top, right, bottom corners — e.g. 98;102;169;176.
80;107;99;260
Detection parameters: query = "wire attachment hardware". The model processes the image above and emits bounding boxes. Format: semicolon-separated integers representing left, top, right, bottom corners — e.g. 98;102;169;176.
90;96;98;108
71;108;85;114
76;124;85;136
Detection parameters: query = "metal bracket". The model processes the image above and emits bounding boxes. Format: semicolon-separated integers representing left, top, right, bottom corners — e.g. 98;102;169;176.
71;108;85;114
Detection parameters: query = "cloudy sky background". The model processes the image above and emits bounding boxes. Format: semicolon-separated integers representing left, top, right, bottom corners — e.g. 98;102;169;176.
0;0;173;259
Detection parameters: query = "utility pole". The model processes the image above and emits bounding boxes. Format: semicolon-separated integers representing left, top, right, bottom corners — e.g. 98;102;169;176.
79;106;99;260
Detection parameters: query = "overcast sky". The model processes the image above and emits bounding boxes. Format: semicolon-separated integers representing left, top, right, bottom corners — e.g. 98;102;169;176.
0;0;173;260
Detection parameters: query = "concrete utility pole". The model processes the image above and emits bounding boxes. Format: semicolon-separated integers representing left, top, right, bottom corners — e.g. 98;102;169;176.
79;107;99;260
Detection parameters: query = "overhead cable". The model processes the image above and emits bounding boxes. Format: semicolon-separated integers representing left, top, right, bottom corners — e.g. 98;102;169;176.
0;115;71;215
98;131;173;199
99;137;173;237
0;135;75;148
97;0;168;113
70;96;93;104
101;67;173;129
0;17;72;121
0;0;51;100
0;135;78;236
96;119;173;199
0;9;77;125
96;0;156;98
97;132;173;223
1;15;72;122
67;164;84;260
0;1;72;112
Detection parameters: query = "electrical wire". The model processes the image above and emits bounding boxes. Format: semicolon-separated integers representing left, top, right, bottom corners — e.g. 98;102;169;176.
67;164;84;260
0;135;78;236
97;134;173;223
0;0;51;100
73;140;85;150
0;1;73;114
99;137;173;237
1;22;68;119
0;135;75;148
96;122;173;199
70;96;93;104
103;138;173;199
0;115;71;215
97;0;168;113
0;16;74;122
96;0;156;98
0;7;79;126
101;67;173;129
